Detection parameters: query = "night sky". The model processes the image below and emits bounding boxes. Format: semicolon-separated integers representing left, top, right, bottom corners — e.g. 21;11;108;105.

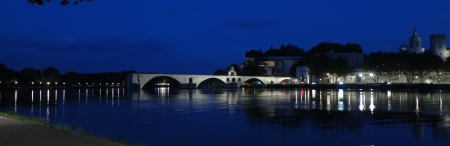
2;0;450;74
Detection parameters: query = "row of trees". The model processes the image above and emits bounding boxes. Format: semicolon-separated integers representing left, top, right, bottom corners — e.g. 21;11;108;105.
245;44;306;58
292;42;361;82
219;42;360;77
0;64;135;87
363;51;449;83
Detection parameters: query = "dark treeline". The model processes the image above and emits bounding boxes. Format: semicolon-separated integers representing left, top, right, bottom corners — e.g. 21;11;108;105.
0;63;135;87
244;42;362;58
363;51;447;83
245;43;306;58
233;42;361;77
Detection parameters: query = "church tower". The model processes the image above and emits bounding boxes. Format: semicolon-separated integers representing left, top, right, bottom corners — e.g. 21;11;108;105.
409;25;424;53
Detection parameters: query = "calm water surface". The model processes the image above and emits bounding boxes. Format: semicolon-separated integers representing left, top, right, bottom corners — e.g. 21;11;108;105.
1;88;450;146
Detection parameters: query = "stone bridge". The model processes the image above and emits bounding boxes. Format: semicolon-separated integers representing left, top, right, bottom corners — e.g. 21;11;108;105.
126;73;299;89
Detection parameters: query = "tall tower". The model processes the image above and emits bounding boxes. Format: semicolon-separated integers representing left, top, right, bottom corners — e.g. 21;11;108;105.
409;25;424;53
430;34;448;61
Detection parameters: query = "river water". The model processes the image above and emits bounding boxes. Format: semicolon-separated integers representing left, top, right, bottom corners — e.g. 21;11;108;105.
1;88;450;146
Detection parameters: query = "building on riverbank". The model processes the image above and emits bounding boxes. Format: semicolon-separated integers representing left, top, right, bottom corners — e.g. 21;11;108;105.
430;34;450;61
399;25;450;62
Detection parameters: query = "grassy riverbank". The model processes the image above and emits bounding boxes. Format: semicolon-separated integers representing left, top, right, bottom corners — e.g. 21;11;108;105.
0;111;128;145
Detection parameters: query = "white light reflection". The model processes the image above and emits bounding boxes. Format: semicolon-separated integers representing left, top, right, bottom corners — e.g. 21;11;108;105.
440;93;443;113
112;88;115;106
99;88;102;105
31;90;34;116
47;90;50;105
416;96;419;116
312;89;316;98
326;94;331;111
14;90;17;112
63;90;65;104
347;92;351;111
369;92;375;112
387;90;392;111
295;90;298;109
311;89;316;109
86;89;88;104
319;91;323;110
55;90;58;104
359;92;364;111
338;89;344;111
78;89;80;104
157;87;170;104
106;88;109;105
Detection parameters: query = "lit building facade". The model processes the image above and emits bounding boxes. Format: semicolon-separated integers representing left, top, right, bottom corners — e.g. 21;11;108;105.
430;34;450;61
258;56;302;76
326;49;364;71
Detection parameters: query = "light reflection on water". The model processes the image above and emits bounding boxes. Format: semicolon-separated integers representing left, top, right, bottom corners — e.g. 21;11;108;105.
0;88;450;145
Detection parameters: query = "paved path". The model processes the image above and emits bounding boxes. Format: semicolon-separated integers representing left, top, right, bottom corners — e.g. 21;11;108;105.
0;116;127;146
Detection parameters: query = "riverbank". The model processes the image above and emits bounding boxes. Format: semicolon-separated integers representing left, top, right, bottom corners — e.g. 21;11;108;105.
0;112;127;146
266;83;450;91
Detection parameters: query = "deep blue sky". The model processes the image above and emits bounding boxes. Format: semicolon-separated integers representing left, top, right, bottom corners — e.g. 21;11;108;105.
2;0;450;74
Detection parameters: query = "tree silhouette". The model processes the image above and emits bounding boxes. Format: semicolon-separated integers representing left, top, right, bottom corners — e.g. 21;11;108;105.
43;66;60;83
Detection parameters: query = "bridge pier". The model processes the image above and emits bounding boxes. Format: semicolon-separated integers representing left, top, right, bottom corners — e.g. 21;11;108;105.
224;83;237;89
181;83;196;89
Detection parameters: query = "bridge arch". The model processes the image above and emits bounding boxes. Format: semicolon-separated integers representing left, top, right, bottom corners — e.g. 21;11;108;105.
280;79;295;84
242;78;266;87
197;78;226;88
142;76;182;89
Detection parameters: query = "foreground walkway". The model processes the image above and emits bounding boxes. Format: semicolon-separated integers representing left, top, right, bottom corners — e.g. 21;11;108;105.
0;116;126;146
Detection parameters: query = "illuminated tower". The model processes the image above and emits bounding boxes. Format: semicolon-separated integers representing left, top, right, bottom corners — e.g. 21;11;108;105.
408;25;424;53
430;34;449;61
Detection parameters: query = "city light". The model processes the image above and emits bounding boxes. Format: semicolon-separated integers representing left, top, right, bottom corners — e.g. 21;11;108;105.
47;82;50;85
32;82;34;84
15;81;17;84
369;73;373;77
359;73;362;77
